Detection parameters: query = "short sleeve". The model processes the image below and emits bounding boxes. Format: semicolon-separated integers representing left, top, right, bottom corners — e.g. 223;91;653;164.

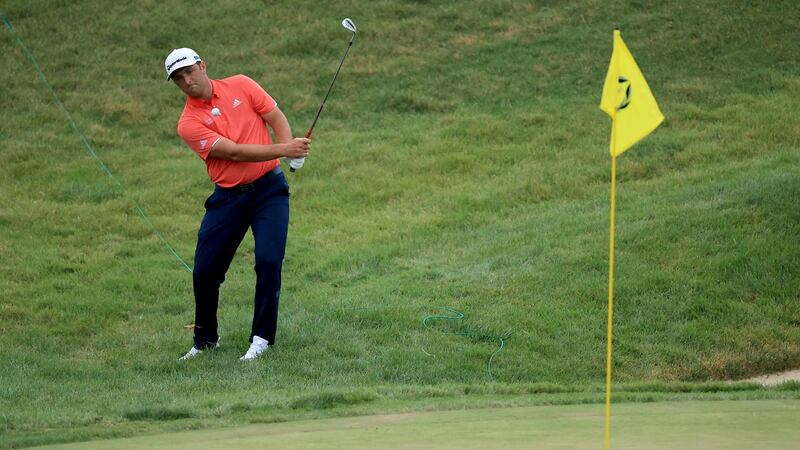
177;115;223;160
237;75;277;115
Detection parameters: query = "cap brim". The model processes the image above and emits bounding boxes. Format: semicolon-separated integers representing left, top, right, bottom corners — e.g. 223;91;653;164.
166;60;197;81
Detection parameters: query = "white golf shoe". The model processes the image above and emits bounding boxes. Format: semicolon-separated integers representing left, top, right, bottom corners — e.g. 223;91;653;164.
178;341;219;361
240;336;269;361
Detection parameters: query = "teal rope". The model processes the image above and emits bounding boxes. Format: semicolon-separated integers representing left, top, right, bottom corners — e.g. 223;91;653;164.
2;14;193;273
488;328;513;375
422;307;512;377
421;306;465;329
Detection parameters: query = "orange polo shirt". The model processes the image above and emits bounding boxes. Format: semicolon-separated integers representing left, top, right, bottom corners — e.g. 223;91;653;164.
177;75;280;188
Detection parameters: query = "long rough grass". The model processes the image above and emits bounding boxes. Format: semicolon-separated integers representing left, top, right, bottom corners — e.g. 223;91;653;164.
1;0;799;447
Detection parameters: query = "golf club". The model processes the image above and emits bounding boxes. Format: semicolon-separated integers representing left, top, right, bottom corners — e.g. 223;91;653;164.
289;17;358;172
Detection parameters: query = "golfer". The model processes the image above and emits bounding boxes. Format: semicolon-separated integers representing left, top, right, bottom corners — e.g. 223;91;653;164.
165;48;310;361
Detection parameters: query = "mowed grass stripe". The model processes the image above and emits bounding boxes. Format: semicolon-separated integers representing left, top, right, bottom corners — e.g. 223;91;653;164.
30;400;800;450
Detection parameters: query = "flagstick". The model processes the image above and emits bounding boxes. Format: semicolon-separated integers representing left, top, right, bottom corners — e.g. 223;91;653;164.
604;140;618;449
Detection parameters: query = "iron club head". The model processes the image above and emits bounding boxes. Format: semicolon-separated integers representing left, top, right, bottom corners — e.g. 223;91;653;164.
342;18;357;34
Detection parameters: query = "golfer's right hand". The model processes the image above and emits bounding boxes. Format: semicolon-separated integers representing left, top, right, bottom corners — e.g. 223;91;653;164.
284;138;310;158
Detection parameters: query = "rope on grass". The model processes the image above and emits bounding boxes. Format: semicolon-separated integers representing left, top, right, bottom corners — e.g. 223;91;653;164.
422;306;512;377
2;13;193;273
321;304;512;377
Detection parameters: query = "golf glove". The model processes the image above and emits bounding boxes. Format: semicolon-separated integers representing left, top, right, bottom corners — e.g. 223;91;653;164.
288;157;305;171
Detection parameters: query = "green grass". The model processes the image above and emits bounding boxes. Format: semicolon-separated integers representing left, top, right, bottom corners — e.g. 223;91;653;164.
20;400;800;450
1;0;800;448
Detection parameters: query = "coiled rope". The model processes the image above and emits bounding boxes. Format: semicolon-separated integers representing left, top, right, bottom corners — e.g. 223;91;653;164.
422;306;512;376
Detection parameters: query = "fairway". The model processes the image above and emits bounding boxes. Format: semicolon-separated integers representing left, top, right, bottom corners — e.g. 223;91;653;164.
32;400;800;449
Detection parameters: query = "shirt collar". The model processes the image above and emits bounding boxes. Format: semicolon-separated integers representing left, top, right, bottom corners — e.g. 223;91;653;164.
186;79;220;107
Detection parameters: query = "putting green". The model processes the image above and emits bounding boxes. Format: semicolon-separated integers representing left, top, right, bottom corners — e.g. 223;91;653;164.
35;400;800;449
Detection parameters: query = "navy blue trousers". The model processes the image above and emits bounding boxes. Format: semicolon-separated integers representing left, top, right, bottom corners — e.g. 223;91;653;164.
192;167;289;349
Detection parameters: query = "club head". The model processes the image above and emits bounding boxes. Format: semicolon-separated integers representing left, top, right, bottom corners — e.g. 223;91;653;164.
342;18;357;34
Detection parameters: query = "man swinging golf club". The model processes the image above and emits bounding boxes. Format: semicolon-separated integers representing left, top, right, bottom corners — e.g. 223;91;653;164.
165;48;310;361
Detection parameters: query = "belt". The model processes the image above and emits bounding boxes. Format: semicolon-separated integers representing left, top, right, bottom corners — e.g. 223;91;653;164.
220;166;283;192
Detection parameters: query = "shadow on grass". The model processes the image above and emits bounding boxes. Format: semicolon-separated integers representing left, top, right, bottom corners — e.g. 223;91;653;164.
290;390;378;410
123;406;195;422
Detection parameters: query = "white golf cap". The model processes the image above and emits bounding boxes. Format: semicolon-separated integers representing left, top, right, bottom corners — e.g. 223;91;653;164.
164;48;202;80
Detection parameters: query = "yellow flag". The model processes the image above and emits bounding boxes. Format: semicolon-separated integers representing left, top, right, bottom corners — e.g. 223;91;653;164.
600;29;664;156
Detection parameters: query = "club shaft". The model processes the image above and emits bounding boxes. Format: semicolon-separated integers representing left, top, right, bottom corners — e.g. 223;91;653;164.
306;35;355;138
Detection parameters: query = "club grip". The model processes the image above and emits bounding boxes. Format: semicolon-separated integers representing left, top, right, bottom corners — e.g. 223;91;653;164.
289;130;313;172
288;157;305;172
